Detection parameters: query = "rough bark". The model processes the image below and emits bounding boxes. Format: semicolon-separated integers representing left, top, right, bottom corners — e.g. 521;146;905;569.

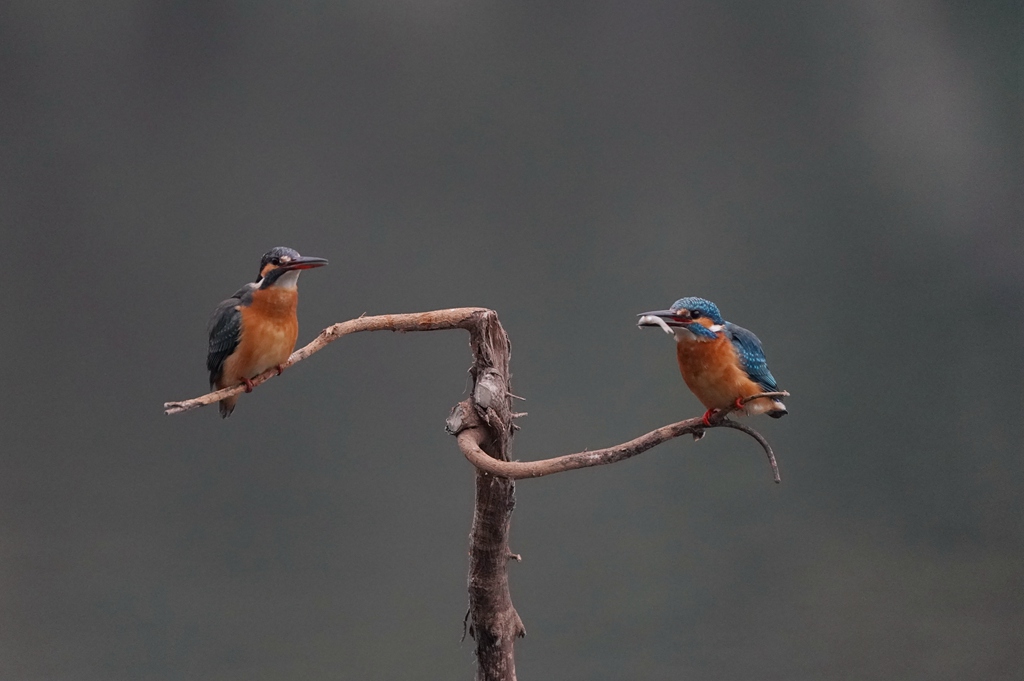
458;310;526;681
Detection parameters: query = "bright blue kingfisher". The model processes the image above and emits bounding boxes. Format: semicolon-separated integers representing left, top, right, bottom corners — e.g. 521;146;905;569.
207;247;328;418
638;297;787;426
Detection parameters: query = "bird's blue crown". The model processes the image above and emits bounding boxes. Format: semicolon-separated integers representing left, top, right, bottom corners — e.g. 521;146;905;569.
260;246;302;269
256;247;302;282
670;297;724;324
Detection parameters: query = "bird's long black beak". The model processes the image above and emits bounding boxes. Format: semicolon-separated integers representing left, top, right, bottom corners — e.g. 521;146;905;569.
281;256;329;271
638;309;675;319
637;309;682;335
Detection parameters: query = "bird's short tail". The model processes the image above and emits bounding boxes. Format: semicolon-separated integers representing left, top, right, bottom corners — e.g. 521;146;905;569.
744;395;788;418
218;394;238;418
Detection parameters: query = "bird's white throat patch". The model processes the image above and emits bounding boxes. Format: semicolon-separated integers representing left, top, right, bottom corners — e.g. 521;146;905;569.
269;270;301;289
674;323;723;343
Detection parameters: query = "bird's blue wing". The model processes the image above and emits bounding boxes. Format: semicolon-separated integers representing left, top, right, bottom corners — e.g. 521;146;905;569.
206;285;252;386
724;322;779;392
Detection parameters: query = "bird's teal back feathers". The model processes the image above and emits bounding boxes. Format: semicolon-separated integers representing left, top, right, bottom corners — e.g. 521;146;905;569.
724;322;778;392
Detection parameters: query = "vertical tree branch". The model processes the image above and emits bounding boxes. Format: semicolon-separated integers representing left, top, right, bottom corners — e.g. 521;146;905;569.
458;310;525;681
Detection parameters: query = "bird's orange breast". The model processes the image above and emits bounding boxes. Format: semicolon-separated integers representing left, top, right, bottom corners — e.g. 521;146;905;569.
220;288;299;386
675;335;764;411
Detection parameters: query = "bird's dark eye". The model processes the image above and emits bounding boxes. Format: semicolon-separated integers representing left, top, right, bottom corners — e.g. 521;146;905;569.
689;310;702;319
271;258;281;265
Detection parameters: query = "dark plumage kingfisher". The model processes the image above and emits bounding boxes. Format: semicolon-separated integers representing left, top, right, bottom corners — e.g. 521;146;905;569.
638;297;787;426
207;247;328;418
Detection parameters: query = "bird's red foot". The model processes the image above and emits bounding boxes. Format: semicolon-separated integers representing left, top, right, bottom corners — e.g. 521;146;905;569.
702;409;717;427
734;397;745;410
275;364;285;376
241;377;255;393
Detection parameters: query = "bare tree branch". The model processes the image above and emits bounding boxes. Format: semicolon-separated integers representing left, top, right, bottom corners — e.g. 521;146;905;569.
458;310;524;680
447;392;787;483
164;308;491;415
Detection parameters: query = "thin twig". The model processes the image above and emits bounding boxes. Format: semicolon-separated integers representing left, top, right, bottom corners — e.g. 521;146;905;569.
713;419;781;483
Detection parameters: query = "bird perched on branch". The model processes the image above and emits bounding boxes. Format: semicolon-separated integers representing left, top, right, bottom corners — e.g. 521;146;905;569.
207;247;328;417
638;297;787;426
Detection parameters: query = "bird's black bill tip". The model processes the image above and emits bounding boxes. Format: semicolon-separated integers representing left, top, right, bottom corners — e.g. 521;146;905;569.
281;256;329;271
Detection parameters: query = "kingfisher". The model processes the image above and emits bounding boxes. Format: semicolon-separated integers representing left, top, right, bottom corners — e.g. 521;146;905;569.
638;297;787;426
207;247;328;418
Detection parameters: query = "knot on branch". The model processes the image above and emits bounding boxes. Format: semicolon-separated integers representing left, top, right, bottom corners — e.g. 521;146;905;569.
468;607;527;644
445;401;474;437
474;368;504;411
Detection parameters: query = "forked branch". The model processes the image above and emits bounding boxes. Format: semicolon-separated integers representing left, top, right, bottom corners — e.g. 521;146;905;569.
163;307;786;681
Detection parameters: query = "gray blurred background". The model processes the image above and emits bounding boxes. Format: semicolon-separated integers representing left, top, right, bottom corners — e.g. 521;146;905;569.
1;1;1021;679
